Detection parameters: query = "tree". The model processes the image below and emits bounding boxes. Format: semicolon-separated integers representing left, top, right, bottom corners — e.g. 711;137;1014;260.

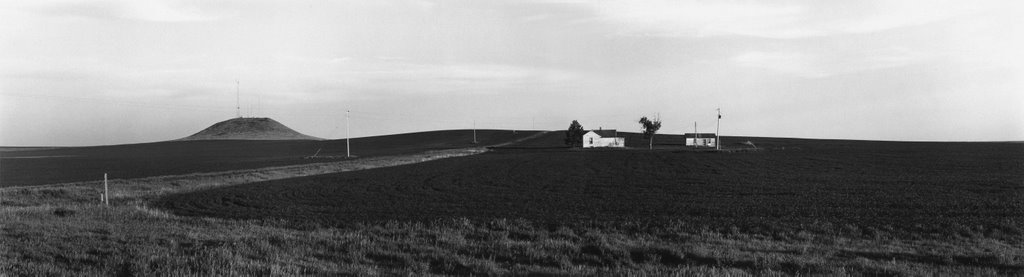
638;116;662;149
564;120;585;148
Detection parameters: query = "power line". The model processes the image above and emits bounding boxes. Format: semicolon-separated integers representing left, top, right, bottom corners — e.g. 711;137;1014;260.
0;92;228;113
1;92;594;130
2;92;568;126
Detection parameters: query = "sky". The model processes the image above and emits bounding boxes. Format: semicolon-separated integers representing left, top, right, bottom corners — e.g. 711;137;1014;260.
1;0;1022;146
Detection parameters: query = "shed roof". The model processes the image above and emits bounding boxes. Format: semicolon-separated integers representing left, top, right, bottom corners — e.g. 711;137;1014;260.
586;129;619;137
683;133;718;139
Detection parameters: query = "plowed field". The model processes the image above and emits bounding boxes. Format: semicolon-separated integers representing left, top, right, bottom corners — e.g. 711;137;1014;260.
157;135;1024;232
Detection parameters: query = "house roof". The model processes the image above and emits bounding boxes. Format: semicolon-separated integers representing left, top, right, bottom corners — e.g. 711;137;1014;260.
683;133;718;138
586;129;619;137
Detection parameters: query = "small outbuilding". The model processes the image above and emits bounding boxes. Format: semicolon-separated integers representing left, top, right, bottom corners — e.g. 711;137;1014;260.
583;129;625;148
684;133;718;148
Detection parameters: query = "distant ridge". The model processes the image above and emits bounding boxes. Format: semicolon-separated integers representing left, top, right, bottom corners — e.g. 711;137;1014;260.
180;117;321;141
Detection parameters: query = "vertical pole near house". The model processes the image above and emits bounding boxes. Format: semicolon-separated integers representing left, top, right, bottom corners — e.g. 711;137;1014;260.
694;121;698;147
103;173;108;206
346;110;351;158
716;108;721;150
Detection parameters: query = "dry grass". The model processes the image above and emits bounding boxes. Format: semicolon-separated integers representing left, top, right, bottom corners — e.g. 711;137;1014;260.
3;203;1021;276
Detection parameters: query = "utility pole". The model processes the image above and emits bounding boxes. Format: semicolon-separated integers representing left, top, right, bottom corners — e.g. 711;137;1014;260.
716;108;722;150
235;79;240;118
346;110;351;158
473;120;478;143
694;121;698;148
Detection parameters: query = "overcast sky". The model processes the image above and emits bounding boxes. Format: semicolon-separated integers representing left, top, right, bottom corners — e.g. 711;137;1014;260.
1;0;1022;146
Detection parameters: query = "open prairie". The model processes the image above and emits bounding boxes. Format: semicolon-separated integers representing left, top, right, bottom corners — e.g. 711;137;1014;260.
0;130;537;187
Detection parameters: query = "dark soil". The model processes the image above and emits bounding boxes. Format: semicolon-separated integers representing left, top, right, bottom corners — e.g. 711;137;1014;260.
156;132;1024;235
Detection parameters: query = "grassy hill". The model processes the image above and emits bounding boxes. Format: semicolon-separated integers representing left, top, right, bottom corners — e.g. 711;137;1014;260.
179;117;321;141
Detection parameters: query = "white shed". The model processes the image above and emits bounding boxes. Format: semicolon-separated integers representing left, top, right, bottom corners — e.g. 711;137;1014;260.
583;129;625;148
684;133;717;148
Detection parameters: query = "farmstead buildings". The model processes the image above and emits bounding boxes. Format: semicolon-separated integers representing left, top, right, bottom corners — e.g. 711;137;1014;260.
583;129;625;148
685;133;718;148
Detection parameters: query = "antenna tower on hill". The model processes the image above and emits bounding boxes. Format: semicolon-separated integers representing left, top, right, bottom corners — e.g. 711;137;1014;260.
235;79;240;118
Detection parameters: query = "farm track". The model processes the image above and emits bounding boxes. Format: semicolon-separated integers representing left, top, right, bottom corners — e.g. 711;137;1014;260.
156;137;1024;233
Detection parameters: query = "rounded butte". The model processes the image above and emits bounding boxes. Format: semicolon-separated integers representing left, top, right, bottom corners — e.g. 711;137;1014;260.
179;117;321;141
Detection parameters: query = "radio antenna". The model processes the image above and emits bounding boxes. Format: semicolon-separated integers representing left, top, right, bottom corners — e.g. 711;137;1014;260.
235;79;240;118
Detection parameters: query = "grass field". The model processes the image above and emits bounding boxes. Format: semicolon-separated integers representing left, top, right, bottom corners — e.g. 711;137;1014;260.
0;130;537;187
3;131;1023;275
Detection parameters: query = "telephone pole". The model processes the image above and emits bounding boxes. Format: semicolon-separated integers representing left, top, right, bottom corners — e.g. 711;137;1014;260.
473;120;478;143
346;110;351;158
716;108;722;150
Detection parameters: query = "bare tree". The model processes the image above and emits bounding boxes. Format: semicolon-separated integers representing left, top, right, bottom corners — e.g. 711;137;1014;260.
638;116;662;149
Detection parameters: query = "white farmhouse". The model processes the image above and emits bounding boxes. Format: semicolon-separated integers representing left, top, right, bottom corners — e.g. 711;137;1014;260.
583;129;625;148
684;133;717;147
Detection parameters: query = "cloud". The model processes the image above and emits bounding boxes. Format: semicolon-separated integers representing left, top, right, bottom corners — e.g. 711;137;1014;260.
732;47;935;78
588;0;807;38
317;59;579;96
732;51;822;77
24;0;233;22
572;0;998;39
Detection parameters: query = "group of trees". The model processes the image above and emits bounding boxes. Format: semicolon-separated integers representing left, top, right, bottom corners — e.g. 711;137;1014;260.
565;116;662;149
564;120;586;148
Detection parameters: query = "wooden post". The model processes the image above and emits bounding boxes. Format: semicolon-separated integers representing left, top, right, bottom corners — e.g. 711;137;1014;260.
103;173;109;206
346;110;351;158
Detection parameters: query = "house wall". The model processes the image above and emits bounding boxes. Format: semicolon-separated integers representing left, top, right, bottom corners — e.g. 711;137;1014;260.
685;138;717;147
582;133;601;148
593;137;625;148
583;133;625;148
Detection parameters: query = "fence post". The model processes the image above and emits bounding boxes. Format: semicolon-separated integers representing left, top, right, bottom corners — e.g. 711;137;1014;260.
103;173;109;206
